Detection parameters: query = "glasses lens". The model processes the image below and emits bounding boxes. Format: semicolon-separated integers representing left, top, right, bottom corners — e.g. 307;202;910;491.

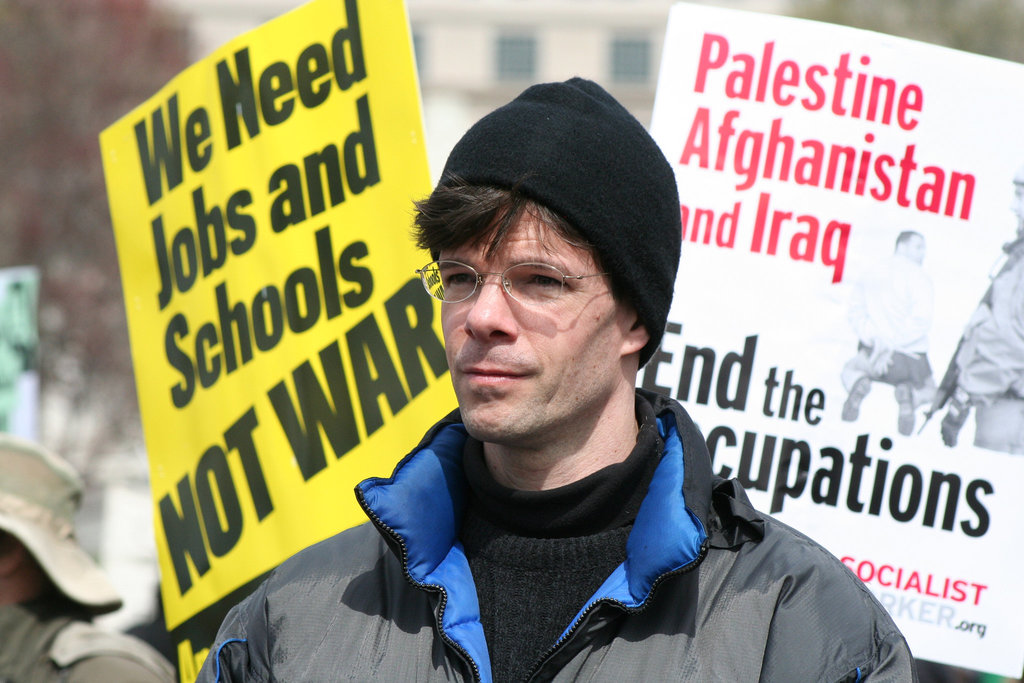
419;262;446;301
428;261;477;302
504;263;565;304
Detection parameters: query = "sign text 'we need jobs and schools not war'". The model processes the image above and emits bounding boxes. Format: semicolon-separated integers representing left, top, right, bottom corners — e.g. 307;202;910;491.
101;0;454;675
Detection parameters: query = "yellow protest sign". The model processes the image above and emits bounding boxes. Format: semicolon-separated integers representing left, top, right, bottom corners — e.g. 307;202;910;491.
100;0;453;673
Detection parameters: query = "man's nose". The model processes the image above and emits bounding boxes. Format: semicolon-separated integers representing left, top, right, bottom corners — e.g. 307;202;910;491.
463;275;517;338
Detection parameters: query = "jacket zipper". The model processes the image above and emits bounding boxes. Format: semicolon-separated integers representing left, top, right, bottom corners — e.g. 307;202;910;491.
358;494;483;683
524;541;710;682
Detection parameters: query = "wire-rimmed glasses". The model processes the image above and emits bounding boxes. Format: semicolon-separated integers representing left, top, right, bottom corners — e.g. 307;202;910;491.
415;260;608;305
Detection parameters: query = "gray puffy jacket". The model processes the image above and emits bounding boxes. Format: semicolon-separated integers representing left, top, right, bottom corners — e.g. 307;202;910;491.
198;391;917;682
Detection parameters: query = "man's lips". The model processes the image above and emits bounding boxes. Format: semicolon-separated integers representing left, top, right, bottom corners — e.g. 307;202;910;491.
457;365;528;383
461;366;524;377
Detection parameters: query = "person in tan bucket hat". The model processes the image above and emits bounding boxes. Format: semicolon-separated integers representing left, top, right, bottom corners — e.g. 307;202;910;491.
0;433;174;682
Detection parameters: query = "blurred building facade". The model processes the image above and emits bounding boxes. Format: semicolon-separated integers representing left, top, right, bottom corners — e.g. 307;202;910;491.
155;0;787;177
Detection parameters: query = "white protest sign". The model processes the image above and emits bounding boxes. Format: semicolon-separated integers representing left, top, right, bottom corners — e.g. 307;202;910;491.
647;3;1024;676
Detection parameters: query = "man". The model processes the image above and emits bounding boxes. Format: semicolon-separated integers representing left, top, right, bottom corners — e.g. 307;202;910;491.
939;165;1024;453
199;78;916;681
0;433;175;682
841;230;936;436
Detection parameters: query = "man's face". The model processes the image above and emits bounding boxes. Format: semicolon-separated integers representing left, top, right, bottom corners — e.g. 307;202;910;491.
439;217;648;452
1012;183;1024;228
898;234;926;265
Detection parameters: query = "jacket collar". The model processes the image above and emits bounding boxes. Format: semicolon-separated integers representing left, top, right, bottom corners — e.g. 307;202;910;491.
356;390;719;590
638;389;765;549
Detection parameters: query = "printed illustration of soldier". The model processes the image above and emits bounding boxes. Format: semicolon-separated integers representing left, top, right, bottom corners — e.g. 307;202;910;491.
926;165;1024;454
840;230;937;436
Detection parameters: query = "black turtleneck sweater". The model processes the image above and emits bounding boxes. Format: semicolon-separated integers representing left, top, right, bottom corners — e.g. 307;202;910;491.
458;397;664;682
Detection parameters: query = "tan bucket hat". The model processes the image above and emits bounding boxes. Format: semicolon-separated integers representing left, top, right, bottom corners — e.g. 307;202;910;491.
0;433;121;614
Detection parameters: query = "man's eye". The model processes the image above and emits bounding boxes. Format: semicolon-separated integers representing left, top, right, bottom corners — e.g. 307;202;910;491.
522;273;561;288
507;265;565;298
445;272;476;286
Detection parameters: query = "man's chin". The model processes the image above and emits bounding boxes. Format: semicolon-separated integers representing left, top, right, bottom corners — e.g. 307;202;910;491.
460;407;523;445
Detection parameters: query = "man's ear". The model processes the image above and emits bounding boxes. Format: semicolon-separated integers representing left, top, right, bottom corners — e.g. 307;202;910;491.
620;312;650;357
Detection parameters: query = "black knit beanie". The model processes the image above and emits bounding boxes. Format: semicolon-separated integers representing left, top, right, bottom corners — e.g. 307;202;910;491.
437;77;681;366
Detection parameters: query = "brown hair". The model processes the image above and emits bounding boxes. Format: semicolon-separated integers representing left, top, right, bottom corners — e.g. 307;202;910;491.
413;178;592;258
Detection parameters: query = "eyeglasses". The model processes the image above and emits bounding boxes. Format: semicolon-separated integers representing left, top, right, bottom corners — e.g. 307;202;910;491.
415;260;608;305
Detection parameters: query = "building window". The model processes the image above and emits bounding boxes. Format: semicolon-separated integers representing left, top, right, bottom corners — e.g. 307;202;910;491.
496;34;537;81
611;37;651;84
